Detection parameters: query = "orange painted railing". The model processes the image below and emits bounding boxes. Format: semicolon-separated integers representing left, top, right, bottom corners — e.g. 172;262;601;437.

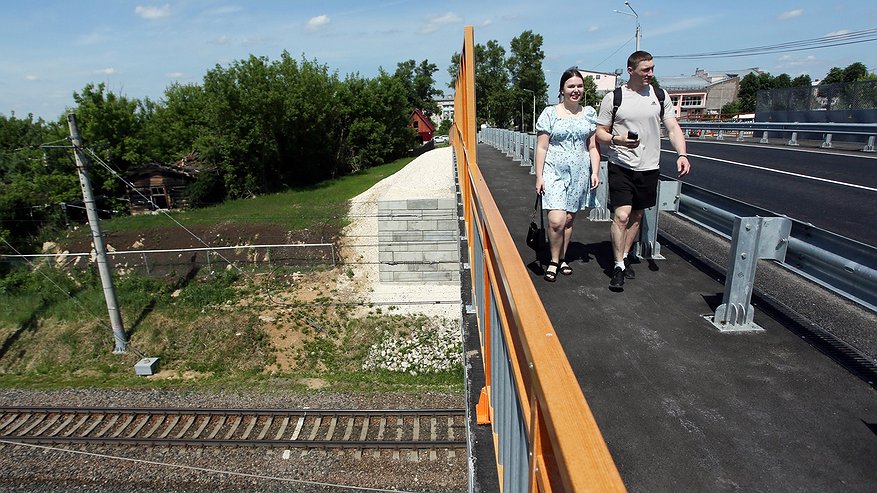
452;26;627;493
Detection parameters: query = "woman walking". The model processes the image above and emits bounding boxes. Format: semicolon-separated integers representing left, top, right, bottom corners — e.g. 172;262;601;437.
534;68;601;282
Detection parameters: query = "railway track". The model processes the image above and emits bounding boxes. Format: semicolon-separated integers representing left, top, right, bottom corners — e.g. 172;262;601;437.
0;406;466;451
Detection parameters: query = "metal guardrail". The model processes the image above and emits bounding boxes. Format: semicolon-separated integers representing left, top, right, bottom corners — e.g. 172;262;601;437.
454;26;625;493
676;121;877;151
678;182;877;312
479;127;877;313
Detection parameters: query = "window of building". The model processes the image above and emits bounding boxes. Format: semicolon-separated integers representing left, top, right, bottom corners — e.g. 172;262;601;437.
671;96;680;105
681;95;703;107
595;74;601;79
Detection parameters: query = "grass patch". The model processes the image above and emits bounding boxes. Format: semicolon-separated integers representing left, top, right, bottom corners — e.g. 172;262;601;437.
0;156;463;392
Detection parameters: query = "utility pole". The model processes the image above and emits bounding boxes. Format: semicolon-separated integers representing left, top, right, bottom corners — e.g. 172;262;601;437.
523;88;536;134
67;113;127;353
614;1;641;51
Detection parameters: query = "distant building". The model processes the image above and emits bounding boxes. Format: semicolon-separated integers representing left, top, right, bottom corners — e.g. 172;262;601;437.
660;68;766;119
431;94;455;126
577;69;619;93
126;157;198;214
410;108;435;143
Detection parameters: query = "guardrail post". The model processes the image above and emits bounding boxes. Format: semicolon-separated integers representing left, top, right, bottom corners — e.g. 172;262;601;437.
588;160;611;221
821;133;833;148
528;135;537;175
512;133;522;162
717;129;725;141
760;131;769;144
788;132;799;146
864;136;875;152
710;216;792;332
633;179;681;259
736;130;746;142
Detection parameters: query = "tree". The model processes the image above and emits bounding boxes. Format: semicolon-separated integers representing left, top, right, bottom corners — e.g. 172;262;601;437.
507;31;548;131
580;76;600;108
414;60;442;116
737;72;773;112
773;73;793;88
395;59;441;116
823;67;844;84
842;62;869;82
791;74;812;87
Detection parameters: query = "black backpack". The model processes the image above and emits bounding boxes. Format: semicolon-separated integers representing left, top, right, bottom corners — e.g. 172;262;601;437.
610;85;667;132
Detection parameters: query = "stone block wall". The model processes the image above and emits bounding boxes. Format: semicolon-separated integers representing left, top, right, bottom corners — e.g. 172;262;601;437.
378;198;460;283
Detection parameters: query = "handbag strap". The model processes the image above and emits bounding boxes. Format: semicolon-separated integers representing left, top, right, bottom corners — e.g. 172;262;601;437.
531;194;544;228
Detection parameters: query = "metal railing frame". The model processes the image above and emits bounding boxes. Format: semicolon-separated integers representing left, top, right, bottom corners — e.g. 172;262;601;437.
454;26;626;493
676;121;877;152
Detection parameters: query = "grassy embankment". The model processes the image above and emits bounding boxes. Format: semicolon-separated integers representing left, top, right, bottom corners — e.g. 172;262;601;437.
0;156;464;392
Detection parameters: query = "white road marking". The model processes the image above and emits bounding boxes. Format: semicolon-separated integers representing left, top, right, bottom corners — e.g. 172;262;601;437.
662;150;877;192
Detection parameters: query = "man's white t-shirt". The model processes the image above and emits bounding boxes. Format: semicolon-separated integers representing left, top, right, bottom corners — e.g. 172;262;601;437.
596;84;675;172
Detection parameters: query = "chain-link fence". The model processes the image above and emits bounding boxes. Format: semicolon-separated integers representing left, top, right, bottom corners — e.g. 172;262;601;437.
757;80;877;112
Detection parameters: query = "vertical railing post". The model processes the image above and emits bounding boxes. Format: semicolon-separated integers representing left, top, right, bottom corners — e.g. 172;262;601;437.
711;216;792;332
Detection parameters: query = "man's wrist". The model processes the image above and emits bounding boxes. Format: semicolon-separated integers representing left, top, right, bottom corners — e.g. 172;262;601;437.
677;154;688;159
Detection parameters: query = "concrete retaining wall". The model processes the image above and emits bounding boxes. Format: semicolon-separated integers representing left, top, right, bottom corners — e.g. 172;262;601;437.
378;198;460;283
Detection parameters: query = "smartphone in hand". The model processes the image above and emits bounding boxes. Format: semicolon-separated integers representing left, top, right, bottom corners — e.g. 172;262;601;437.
628;130;639;140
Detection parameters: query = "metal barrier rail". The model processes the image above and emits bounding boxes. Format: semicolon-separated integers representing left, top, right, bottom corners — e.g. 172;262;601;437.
675;121;877;151
454;26;625;493
677;182;877;312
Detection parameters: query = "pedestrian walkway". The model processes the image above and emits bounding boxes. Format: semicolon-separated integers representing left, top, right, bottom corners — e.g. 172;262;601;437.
475;143;876;492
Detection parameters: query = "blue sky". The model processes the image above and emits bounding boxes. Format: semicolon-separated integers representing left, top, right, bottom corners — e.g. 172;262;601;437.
2;0;875;121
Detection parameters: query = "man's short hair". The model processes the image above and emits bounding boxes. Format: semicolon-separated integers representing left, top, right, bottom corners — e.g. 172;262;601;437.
627;51;653;69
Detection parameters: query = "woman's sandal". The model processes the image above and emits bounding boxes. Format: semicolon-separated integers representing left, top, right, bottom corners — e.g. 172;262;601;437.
559;259;573;275
544;261;559;282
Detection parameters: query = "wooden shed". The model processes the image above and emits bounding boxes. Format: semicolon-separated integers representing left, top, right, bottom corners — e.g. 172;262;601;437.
126;160;197;214
409;108;436;143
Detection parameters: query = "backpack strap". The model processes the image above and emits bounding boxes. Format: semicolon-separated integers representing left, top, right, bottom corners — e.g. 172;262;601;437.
655;87;666;121
611;85;668;132
610;86;622;133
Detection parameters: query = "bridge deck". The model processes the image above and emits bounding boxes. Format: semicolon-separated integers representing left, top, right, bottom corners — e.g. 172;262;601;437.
474;143;876;492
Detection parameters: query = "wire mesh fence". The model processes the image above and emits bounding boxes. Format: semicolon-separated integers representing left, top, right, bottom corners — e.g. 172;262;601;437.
757;80;877;112
1;243;337;278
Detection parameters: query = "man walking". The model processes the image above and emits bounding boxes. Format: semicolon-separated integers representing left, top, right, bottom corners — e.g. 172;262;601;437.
595;50;690;290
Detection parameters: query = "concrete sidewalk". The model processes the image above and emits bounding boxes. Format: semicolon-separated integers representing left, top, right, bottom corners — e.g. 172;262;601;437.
475;143;876;492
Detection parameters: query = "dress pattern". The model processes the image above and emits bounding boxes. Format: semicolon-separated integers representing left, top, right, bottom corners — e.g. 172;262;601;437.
536;105;599;211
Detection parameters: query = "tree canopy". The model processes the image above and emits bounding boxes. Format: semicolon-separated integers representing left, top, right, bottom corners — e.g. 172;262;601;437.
1;51;433;254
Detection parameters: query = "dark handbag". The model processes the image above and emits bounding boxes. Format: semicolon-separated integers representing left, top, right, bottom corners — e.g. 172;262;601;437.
526;194;546;252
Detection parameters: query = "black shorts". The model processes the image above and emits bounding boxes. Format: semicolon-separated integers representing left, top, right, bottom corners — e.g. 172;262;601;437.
608;162;660;210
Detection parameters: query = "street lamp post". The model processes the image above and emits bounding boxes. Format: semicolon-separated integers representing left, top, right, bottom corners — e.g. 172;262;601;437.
522;88;536;133
613;1;641;51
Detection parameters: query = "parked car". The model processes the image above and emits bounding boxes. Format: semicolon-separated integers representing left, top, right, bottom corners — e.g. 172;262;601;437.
434;135;449;143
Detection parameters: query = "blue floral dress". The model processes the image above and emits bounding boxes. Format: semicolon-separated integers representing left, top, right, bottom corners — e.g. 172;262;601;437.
536;105;599;211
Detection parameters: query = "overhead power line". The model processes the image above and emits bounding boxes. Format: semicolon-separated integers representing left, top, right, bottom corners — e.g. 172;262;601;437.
655;28;877;60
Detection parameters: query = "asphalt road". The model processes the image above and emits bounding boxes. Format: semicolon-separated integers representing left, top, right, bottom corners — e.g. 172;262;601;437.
658;139;877;247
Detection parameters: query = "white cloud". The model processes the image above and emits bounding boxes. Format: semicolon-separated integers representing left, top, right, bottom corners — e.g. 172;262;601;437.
165;72;187;78
24;75;39;81
588;26;599;33
826;29;849;37
306;15;330;31
135;4;171;20
211;35;231;45
419;12;462;34
777;9;803;20
94;68;117;76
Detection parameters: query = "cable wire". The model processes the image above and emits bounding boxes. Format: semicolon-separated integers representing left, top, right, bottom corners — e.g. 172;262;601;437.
655;28;877;60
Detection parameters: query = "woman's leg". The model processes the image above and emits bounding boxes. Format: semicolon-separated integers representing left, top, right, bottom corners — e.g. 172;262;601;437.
559;212;576;274
547;209;568;262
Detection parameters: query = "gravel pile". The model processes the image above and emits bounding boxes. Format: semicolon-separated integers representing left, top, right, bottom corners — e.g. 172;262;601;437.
0;389;467;493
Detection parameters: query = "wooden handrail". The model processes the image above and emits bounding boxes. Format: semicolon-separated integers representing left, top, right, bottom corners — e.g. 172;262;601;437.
453;26;627;492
